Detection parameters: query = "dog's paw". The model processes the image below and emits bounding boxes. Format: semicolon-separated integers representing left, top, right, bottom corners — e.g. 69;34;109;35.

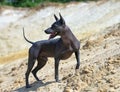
38;80;44;84
26;85;32;88
56;79;61;83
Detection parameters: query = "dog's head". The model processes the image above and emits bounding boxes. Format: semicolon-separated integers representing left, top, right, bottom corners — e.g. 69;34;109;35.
45;13;66;39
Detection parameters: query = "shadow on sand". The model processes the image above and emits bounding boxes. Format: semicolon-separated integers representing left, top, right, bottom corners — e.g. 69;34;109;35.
14;80;55;92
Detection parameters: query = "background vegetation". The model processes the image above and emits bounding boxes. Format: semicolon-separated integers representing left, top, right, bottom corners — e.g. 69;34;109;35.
0;0;98;7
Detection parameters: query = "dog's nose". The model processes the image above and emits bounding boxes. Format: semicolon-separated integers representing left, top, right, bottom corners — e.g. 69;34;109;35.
44;28;53;34
45;29;49;34
45;30;47;33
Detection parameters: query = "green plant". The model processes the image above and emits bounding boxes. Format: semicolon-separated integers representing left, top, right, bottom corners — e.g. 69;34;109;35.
0;0;99;7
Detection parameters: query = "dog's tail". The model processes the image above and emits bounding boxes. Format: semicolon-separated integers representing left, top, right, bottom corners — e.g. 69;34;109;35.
23;28;34;44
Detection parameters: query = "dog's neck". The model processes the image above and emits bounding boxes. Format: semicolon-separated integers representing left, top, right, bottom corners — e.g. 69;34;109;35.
60;26;76;40
60;26;77;46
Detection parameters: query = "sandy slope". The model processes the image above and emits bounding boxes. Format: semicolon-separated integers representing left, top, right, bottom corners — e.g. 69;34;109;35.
0;0;120;92
0;23;120;92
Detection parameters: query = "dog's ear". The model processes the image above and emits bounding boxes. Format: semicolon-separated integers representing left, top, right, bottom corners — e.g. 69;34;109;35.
59;13;65;25
54;14;58;21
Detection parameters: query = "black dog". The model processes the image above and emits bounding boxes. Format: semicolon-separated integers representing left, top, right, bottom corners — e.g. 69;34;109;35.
23;13;80;88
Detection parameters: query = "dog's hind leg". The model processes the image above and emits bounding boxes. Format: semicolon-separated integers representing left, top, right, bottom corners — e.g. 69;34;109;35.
25;47;39;88
32;57;47;81
25;55;36;88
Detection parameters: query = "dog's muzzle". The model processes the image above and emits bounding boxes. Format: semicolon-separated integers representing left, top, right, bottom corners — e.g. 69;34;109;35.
44;28;58;40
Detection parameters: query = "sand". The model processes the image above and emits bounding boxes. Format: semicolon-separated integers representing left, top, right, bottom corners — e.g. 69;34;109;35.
0;23;120;92
0;0;120;92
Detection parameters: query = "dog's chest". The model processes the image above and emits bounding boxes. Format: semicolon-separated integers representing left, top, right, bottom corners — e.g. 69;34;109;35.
55;44;73;60
61;50;73;60
62;37;80;51
63;41;79;52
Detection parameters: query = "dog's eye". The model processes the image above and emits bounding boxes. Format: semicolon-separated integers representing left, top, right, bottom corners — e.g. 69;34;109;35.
52;24;58;29
54;24;58;27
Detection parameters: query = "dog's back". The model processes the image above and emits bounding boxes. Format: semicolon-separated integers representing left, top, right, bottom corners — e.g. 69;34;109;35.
33;38;61;57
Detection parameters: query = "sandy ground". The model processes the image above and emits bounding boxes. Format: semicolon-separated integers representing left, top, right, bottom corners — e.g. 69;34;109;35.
0;0;120;92
0;22;120;92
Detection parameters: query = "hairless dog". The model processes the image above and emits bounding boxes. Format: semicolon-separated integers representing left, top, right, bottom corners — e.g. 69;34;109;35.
23;13;80;88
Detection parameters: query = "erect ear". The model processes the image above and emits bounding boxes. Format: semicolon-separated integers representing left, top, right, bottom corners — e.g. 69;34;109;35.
54;14;58;21
59;13;65;25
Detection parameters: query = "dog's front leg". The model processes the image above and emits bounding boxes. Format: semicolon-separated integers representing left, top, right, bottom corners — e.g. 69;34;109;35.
54;58;60;82
75;51;80;69
75;51;80;75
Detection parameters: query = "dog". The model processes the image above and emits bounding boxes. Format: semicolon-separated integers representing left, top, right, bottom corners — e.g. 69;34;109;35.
23;13;80;88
